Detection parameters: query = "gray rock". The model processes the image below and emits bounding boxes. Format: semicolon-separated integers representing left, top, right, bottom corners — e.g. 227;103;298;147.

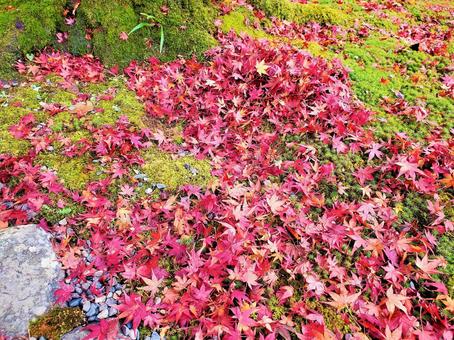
61;327;89;340
62;326;130;340
0;224;63;337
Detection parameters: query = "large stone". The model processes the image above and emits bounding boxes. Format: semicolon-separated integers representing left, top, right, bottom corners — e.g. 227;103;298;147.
0;224;63;337
61;327;89;340
62;326;130;340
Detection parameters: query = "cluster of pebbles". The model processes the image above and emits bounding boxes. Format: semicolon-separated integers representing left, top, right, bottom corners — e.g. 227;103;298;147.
63;272;160;340
65;271;122;323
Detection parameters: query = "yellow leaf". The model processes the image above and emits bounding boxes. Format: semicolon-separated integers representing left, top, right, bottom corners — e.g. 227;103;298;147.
255;60;269;76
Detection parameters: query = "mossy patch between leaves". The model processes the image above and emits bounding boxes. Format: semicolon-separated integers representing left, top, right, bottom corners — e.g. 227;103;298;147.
250;0;350;25
28;306;85;340
141;147;212;191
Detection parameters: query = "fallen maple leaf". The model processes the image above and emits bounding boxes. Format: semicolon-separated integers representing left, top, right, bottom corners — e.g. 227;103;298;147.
326;286;361;310
385;287;409;315
415;254;443;275
396;158;425;180
267;194;285;214
255;60;269;76
138;272;163;297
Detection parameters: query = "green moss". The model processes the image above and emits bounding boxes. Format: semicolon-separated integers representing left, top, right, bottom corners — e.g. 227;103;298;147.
306;300;353;333
0;0;66;79
250;0;350;25
436;233;454;296
51;111;72;132
395;192;430;226
0;30;18;80
0;0;218;76
40;200;86;225
70;0;217;68
85;78;146;128
28;306;85;340
35;153;93;191
141;147;212;191
43;88;76;106
69;130;92;142
314;142;366;201
0;85;51;155
221;7;272;39
329;34;453;140
0;131;30;156
268;295;287;319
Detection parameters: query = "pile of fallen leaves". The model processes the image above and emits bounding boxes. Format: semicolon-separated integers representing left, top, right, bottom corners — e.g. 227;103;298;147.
1;32;453;340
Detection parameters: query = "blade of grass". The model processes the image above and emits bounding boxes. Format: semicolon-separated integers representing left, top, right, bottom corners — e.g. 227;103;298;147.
159;26;164;54
129;22;151;35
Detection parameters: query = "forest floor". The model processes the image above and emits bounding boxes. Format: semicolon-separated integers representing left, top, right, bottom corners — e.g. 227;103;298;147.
0;0;453;339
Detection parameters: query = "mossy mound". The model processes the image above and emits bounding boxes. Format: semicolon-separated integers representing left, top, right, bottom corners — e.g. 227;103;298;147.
221;7;273;39
0;0;218;79
0;0;66;79
64;0;218;67
1;73;213;195
28;306;85;340
250;0;350;25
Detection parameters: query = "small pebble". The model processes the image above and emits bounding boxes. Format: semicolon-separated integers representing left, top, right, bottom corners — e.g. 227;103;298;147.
82;301;91;312
68;297;82;307
106;297;117;306
87;315;98;323
107;291;113;298
95;295;106;303
151;332;160;340
82;282;91;290
99;303;108;311
97;309;109;319
38;337;46;340
108;307;118;317
121;325;130;336
75;287;83;294
94;270;103;277
129;329;139;340
86;303;99;317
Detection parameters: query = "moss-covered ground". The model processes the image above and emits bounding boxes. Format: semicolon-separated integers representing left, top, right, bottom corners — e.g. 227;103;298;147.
0;75;212;197
28;307;85;340
0;0;218;79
